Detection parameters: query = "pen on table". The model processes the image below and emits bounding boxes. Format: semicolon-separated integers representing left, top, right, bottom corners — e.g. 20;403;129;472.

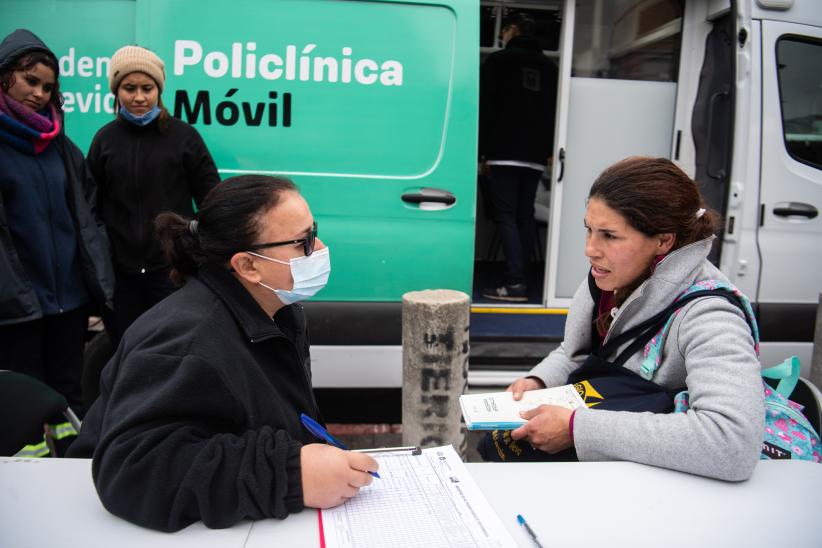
517;514;544;548
299;413;381;478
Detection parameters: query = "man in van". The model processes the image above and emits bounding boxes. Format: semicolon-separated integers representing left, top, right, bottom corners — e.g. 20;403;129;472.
479;13;558;302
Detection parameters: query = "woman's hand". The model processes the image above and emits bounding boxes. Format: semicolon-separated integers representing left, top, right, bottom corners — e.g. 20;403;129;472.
510;405;573;454
300;444;379;508
505;376;546;401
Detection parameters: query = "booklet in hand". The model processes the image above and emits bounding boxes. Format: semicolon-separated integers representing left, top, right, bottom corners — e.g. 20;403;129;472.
459;385;585;430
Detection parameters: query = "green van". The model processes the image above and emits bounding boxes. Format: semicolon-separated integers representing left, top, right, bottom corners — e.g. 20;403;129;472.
5;0;822;421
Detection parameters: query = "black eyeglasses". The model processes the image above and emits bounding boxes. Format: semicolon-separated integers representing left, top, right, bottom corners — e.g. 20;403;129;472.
247;222;317;256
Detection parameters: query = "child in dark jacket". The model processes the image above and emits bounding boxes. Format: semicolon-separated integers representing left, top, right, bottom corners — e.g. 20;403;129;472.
0;29;113;418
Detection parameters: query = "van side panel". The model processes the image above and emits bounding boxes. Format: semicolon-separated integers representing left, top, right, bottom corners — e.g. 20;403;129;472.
143;0;478;301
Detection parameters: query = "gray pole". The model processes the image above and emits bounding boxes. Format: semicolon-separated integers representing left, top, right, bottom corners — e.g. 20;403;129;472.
811;292;822;390
401;289;470;457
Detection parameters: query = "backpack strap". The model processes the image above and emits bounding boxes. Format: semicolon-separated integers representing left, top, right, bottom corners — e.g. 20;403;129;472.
762;356;801;399
639;280;759;381
599;290;740;370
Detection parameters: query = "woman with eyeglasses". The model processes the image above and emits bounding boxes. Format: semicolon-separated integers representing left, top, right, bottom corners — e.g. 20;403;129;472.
87;44;220;348
0;29;113;418
69;175;378;531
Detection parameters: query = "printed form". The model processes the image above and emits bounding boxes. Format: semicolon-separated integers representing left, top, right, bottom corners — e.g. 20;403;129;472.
320;445;516;548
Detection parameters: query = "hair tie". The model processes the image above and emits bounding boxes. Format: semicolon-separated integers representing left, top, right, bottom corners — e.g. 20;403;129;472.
188;220;199;236
695;208;706;219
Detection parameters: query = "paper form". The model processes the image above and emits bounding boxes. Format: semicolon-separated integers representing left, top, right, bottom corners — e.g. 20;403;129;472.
320;445;516;548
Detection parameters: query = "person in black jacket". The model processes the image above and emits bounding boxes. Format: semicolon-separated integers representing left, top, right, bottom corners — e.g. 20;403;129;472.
479;14;558;302
68;174;378;531
0;29;114;417
87;44;220;348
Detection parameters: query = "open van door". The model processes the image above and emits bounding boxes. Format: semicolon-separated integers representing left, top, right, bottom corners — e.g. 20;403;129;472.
545;0;685;307
757;20;822;363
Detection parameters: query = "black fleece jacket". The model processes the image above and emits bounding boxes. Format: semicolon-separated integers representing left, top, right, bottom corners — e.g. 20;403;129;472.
68;265;321;531
479;35;559;164
86;116;219;273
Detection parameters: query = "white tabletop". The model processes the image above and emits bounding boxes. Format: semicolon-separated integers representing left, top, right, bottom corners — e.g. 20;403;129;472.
3;457;822;547
469;460;822;547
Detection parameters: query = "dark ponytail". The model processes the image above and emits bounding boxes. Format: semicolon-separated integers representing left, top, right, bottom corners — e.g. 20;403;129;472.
155;174;298;285
155;213;201;286
588;156;721;248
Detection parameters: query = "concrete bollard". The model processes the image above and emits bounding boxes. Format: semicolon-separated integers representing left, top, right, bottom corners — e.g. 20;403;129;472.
811;292;822;390
401;289;470;457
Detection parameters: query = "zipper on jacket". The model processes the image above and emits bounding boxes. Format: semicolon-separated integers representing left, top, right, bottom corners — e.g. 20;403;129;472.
602;281;647;347
282;310;320;417
36;158;64;312
134;134;145;272
253;318;317;415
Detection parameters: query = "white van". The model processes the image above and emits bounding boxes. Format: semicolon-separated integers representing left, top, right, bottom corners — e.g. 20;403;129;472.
470;0;821;390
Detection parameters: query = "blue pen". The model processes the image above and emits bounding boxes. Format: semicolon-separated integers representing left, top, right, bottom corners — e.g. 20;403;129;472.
300;413;380;478
517;514;544;548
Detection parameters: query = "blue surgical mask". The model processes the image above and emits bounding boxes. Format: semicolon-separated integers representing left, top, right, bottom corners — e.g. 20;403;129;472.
248;247;330;305
119;105;161;126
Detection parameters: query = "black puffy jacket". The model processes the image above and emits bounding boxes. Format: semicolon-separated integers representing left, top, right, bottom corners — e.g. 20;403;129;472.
0;30;113;323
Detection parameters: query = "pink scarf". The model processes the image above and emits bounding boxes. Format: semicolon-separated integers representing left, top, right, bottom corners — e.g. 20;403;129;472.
0;90;61;154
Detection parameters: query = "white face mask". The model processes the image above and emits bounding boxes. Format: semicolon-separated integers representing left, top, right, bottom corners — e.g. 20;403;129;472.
247;247;330;305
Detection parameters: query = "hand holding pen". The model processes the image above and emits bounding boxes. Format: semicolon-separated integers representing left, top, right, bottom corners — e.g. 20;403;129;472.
299;414;380;509
300;414;381;478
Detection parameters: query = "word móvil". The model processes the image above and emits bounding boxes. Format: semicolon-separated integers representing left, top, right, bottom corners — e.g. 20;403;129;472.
174;89;292;127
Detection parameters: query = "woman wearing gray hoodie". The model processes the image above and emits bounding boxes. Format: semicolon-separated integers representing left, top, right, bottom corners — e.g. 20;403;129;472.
505;156;764;481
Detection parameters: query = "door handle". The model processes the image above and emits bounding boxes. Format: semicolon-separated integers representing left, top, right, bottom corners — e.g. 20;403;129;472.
557;147;565;183
401;188;456;206
772;202;818;219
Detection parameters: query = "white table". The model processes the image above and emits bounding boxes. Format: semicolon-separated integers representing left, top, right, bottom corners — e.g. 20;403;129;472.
3;457;822;547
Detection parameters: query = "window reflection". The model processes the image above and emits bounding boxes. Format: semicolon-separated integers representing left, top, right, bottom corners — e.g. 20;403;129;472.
573;0;684;82
777;37;822;170
481;1;562;52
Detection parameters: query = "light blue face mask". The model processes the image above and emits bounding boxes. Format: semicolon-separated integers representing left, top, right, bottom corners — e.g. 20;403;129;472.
119;105;161;126
248;247;331;305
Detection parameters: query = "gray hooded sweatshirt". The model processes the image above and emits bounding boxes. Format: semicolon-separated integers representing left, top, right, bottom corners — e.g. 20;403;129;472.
529;236;764;481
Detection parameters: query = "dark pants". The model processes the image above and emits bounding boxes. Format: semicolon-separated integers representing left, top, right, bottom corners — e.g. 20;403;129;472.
0;305;88;416
487;165;541;286
105;268;176;349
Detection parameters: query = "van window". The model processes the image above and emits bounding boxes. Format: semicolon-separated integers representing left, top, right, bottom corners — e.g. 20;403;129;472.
776;37;822;171
572;0;683;81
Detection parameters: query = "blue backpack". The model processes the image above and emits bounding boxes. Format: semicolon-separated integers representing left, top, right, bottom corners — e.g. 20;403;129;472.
643;280;821;462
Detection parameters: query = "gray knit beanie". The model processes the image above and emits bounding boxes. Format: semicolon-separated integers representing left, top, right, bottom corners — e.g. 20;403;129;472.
109;45;165;93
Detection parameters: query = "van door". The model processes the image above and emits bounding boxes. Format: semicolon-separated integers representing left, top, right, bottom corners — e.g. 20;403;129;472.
545;0;685;306
757;21;822;353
